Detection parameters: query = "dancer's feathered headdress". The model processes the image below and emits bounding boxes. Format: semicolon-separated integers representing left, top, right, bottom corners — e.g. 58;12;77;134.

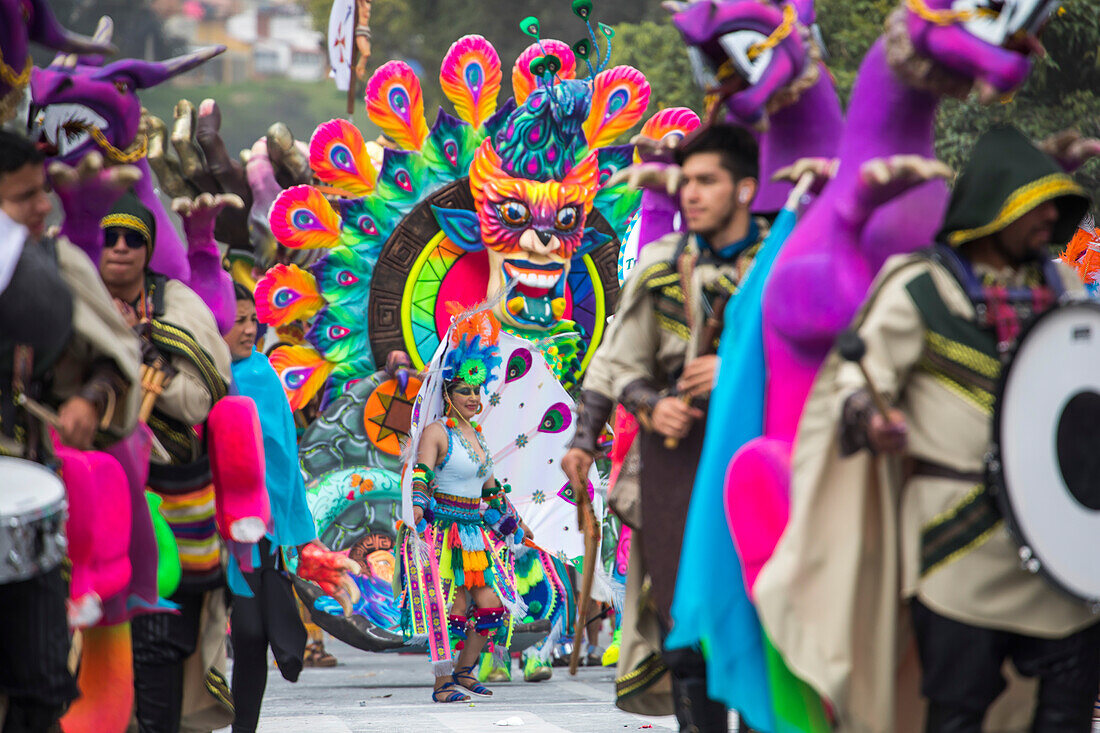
440;302;503;388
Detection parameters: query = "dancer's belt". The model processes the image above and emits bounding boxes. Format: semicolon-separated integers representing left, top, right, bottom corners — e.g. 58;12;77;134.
432;492;481;523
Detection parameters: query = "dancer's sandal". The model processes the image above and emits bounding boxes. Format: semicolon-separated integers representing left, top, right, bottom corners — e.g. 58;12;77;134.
432;682;470;703
453;664;494;697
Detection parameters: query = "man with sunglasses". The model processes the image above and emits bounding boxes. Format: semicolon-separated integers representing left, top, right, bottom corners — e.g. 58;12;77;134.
0;130;141;454
97;192;235;733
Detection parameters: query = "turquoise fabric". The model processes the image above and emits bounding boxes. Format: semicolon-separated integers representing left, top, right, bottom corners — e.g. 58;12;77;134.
666;206;798;730
227;349;317;597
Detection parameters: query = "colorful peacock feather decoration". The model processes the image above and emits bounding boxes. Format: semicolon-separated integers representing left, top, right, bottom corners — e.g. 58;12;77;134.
258;3;699;410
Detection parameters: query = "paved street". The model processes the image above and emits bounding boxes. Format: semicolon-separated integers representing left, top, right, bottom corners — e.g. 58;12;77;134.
226;638;694;733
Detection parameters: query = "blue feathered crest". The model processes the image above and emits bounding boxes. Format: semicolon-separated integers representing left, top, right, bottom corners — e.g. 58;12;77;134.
442;335;503;388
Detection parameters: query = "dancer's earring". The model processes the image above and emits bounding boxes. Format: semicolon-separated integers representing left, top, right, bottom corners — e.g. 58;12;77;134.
475;403;483;415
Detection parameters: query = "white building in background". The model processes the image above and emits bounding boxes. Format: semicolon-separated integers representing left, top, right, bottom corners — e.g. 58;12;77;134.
226;1;326;81
157;0;326;84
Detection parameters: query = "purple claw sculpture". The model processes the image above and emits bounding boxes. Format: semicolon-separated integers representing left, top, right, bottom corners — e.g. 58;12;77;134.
670;0;844;213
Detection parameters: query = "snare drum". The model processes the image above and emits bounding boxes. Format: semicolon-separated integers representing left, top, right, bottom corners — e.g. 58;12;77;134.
0;456;67;583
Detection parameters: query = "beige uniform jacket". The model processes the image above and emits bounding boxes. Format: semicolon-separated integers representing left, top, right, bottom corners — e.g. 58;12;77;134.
585;231;755;403
52;237;142;440
154;279;232;428
755;253;1096;733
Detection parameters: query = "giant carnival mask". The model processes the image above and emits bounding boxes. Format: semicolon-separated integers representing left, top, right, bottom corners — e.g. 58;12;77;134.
257;7;703;409
671;0;816;126
26;22;227;309
30;44;222;166
434;79;605;330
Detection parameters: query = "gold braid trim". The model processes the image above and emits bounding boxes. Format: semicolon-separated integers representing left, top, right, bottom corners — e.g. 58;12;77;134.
86;124;148;164
100;213;151;241
905;0;997;26
925;331;1000;380
0;50;32;88
0;51;32;123
748;4;797;60
615;652;669;699
149;320;229;404
947;174;1088;247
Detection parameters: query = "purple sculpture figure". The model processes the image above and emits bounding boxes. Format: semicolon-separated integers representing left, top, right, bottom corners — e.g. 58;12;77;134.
0;0;115;122
28;19;234;331
727;0;1057;590
670;0;843;213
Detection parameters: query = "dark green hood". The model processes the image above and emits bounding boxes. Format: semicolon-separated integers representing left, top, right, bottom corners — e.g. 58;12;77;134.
937;126;1090;248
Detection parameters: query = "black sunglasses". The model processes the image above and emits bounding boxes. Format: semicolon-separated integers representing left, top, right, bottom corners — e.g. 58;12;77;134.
104;227;147;250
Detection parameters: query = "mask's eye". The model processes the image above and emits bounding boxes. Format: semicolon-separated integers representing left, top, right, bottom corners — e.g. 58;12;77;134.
498;200;531;228
717;30;772;85
554;206;579;231
114;80;129;94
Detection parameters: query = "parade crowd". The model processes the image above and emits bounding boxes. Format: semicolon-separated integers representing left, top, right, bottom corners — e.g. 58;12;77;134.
2;0;1100;732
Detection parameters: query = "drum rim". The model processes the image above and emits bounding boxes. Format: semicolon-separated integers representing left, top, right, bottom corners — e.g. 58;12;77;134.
989;297;1100;607
0;455;66;521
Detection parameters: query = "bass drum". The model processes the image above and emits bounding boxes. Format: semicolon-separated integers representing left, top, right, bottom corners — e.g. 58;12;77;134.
989;300;1100;607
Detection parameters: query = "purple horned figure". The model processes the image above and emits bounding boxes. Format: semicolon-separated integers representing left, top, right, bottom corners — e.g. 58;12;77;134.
724;0;1061;583
668;0;843;213
611;0;842;259
28;21;235;331
0;0;116;122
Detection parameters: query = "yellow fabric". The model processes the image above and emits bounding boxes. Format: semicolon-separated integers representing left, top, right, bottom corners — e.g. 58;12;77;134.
99;213;151;241
947;174;1087;246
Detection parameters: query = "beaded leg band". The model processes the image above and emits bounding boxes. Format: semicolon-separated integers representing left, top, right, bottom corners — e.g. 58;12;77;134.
472;607;508;637
448;614;468;649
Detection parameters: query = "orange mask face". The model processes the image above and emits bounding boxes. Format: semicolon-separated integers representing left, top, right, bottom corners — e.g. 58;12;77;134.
467;140;599;329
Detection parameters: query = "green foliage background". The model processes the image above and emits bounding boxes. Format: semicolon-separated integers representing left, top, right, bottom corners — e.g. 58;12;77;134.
304;0;1098;201
35;0;1099;203
816;0;1100;200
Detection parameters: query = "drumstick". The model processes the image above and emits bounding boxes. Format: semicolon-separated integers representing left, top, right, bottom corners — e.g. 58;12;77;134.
15;393;61;427
836;329;893;418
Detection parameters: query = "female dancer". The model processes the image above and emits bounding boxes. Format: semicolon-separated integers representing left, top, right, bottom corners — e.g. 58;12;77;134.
404;311;529;703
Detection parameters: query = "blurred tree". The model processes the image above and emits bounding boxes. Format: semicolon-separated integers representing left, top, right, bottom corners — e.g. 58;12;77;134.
308;0;668;92
35;0;185;63
611;21;705;113
816;0;1100;200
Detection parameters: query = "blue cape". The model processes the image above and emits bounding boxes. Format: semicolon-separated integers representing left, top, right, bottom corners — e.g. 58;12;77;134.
666;206;799;729
227;349;317;596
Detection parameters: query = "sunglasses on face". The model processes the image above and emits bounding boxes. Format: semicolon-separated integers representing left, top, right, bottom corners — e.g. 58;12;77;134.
450;385;481;398
104;227;147;250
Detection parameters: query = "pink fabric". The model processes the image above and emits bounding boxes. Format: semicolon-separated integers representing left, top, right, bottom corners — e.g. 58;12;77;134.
724;438;791;595
102;425;161;620
208;396;270;544
55;444;132;607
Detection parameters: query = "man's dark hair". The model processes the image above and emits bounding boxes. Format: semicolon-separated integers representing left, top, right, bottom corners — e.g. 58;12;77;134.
233;282;255;304
0;130;45;177
674;124;759;181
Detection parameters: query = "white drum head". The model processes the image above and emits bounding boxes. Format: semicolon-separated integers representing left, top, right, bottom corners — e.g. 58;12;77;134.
0;456;65;517
998;301;1100;603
